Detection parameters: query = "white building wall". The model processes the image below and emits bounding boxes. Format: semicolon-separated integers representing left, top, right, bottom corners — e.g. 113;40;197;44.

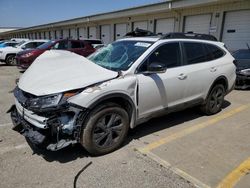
1;0;250;50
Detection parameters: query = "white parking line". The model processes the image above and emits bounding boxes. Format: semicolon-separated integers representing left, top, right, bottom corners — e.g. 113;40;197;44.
0;123;12;127
0;143;28;155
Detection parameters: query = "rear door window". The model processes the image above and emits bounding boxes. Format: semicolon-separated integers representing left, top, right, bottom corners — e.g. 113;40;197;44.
53;40;68;49
183;42;213;64
70;41;82;48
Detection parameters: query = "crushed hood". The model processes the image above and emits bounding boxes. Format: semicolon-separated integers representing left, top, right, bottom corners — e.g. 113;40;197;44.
18;50;118;96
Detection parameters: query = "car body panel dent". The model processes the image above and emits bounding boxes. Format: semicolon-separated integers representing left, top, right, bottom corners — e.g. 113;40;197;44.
68;75;138;127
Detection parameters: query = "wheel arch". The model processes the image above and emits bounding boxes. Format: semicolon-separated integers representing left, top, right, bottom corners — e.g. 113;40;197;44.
5;53;17;61
206;75;228;100
87;93;137;128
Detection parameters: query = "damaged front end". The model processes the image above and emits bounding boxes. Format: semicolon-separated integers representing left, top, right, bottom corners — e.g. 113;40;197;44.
8;87;88;151
235;69;250;89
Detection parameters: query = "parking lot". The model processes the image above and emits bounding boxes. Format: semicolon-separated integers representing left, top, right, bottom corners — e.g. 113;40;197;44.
0;64;249;188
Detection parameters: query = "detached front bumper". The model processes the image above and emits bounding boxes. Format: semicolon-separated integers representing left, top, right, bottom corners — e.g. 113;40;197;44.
8;101;87;151
235;74;250;90
8;105;48;146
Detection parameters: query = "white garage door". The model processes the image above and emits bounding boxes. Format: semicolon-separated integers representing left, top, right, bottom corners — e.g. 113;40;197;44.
115;23;127;40
56;30;60;39
89;26;97;39
222;10;250;51
133;21;148;30
45;31;49;39
70;28;77;39
155;18;175;35
78;28;85;39
184;14;211;34
101;25;111;44
63;29;69;39
115;23;128;40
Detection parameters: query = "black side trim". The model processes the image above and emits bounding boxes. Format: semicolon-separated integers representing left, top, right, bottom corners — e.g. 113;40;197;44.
88;93;136;110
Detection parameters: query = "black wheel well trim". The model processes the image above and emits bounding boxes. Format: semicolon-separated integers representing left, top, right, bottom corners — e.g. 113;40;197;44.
206;75;229;101
88;93;137;126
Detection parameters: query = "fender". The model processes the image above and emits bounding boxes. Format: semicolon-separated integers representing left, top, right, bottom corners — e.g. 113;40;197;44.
205;75;228;102
88;92;137;129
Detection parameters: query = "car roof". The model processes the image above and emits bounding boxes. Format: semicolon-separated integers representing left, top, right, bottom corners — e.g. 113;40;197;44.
118;37;223;46
5;41;19;43
26;39;49;42
118;37;160;42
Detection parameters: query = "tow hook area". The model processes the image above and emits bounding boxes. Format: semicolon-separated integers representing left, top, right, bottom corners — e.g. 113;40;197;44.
7;105;47;145
7;105;79;151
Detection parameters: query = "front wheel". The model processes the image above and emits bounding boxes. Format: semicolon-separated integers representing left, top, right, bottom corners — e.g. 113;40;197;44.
81;104;129;155
6;55;17;66
200;84;225;115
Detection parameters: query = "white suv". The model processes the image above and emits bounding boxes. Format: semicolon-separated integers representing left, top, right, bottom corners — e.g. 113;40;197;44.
9;33;236;155
0;39;48;65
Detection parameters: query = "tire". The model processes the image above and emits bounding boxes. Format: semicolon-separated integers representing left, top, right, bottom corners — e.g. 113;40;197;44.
81;103;129;155
6;54;17;66
200;84;225;115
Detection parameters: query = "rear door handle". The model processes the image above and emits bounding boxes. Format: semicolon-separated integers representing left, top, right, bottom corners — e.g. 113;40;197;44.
210;67;217;72
178;73;187;80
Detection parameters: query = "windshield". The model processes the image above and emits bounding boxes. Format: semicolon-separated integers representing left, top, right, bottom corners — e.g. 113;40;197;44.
15;41;26;47
88;40;153;71
37;40;55;49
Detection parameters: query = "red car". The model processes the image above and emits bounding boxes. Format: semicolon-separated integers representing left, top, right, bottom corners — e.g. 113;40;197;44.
16;39;97;70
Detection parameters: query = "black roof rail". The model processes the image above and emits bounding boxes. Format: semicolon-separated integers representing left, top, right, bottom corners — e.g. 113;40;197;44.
125;28;157;37
160;32;218;41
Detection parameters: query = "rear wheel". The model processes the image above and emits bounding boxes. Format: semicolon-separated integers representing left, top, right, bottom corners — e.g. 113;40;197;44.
6;55;17;66
81;103;129;155
200;84;225;115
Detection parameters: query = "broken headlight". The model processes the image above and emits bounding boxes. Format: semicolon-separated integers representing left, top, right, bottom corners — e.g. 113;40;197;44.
28;93;63;110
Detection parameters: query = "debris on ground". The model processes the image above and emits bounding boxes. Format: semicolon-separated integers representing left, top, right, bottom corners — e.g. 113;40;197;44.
73;161;92;188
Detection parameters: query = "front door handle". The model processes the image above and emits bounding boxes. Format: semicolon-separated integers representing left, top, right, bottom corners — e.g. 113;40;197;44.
210;67;217;72
178;73;187;80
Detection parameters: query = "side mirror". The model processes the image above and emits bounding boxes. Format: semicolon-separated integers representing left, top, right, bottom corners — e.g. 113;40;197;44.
147;62;167;74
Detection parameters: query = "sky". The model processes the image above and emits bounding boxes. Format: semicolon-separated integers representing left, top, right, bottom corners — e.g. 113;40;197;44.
0;0;162;28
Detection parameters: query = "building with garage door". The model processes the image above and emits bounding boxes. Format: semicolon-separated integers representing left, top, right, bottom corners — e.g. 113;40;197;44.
0;0;250;51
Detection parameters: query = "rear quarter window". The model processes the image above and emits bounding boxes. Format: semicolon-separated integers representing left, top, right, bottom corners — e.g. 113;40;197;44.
183;42;225;65
205;44;225;60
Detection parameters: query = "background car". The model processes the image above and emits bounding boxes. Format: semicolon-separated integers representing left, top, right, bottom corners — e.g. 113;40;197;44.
82;39;104;49
0;41;19;48
0;40;48;65
10;38;29;43
17;39;97;70
232;49;250;89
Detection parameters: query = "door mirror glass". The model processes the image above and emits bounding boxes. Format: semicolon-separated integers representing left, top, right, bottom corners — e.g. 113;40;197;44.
147;62;167;73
